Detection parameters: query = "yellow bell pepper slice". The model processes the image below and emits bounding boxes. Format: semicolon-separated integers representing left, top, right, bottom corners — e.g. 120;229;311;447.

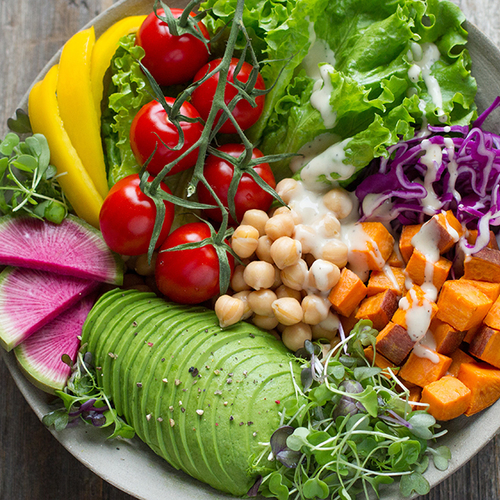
56;27;109;199
90;15;147;121
29;65;104;228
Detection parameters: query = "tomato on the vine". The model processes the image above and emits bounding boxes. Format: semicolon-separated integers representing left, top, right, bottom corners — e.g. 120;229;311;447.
190;58;266;134
99;174;175;256
197;144;276;224
130;98;203;176
155;222;234;304
136;8;210;87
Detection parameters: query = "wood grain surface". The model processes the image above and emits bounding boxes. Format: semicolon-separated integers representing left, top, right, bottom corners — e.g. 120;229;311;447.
0;0;499;499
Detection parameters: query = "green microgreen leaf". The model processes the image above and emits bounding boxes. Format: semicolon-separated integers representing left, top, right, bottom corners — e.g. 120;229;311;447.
399;472;430;497
429;445;451;471
0;131;69;222
7;109;32;135
43;351;135;440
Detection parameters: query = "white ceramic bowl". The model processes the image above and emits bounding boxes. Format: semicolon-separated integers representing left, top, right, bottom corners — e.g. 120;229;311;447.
4;1;500;499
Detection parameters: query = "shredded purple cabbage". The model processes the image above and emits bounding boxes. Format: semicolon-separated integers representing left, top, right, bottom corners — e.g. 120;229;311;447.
356;97;500;253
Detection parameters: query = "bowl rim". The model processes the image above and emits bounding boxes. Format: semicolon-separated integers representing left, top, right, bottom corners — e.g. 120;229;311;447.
4;1;500;499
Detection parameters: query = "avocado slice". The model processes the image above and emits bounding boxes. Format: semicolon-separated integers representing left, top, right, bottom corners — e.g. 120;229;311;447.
83;289;301;496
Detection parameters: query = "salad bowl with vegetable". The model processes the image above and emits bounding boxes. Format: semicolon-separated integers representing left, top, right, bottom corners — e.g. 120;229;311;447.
2;0;500;499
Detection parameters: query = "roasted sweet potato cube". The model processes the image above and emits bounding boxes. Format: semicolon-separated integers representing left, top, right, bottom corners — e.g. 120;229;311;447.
328;268;367;317
350;222;395;271
429;318;466;355
458;361;500;416
420;376;471;421
375;322;415;365
448;348;474;377
387;249;404;268
466;229;499;250
412;211;464;255
459;279;500;303
405;250;452;291
408;386;422;411
399;224;422;263
392;285;438;333
469;325;500;369
463;247;500;283
364;346;399;372
366;266;406;297
399;350;452;387
436;280;492;331
464;324;480;344
484;294;500;330
355;289;399;331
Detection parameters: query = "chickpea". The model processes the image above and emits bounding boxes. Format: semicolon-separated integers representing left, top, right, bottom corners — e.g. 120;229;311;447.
255;235;274;263
275;178;300;204
265;213;295;241
215;295;245;328
302;294;330;325
269;330;281;341
308;259;341;291
134;252;158;276
272;297;303;325
280;259;308;291
311;311;341;341
312;324;340;343
125;255;138;270
270;236;302;270
275;285;302;302
273;206;302;225
281;323;313;352
252;314;279;330
316;240;348;268
293;224;316;254
323;187;353;220
248;289;277;317
233;290;253;319
231;265;250;292
241;209;269;237
243;261;276;290
316;213;341;239
231;225;259;259
272;266;282;289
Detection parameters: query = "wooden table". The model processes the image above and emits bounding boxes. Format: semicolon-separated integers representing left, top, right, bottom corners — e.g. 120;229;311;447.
0;0;499;498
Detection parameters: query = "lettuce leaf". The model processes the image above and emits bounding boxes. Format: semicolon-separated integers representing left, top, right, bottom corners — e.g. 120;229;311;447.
203;0;477;187
101;34;153;187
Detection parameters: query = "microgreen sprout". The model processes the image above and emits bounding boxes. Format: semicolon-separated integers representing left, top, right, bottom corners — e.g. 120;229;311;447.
0;131;69;223
252;320;449;500
43;347;134;439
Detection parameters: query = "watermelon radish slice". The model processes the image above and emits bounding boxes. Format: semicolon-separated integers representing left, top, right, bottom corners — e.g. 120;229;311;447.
0;266;99;351
0;215;123;285
14;294;95;394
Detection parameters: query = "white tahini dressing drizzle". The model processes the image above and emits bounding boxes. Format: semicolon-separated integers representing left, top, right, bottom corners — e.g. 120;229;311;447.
301;21;337;80
408;42;447;123
310;64;337;129
299;138;355;190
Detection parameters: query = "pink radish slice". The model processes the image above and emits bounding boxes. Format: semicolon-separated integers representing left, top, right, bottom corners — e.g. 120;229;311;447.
0;215;123;285
0;267;99;351
14;294;96;393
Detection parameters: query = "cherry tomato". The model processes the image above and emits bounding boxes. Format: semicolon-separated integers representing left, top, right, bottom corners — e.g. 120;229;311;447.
190;58;266;134
99;174;175;256
197;144;276;224
136;8;210;86
130;98;203;176
155;222;234;304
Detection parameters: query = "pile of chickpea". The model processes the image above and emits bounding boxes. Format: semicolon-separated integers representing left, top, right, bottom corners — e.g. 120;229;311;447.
215;178;354;352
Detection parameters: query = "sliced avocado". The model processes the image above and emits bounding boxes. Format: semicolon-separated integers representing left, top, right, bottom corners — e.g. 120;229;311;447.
84;289;301;496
